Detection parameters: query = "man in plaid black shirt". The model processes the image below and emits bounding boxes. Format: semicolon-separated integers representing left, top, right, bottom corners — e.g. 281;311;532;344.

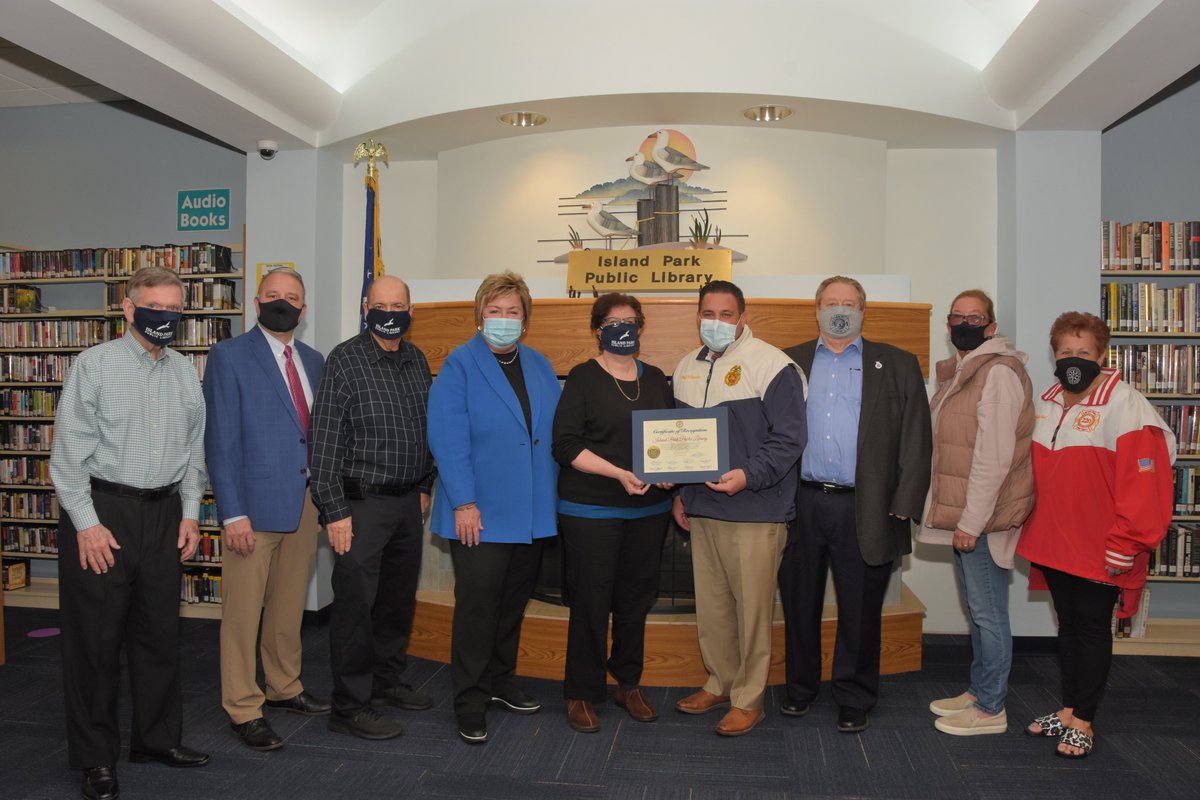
309;275;436;740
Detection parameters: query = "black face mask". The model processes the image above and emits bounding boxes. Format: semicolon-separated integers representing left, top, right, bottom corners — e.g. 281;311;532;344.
366;308;411;340
132;306;182;346
1054;357;1102;392
257;298;302;333
600;322;639;355
950;322;989;352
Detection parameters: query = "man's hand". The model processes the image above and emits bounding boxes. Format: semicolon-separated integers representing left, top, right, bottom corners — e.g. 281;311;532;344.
177;518;200;562
76;523;120;574
420;492;432;516
952;527;976;553
327;517;354;555
455;505;484;547
223;518;256;557
671;496;691;532
705;468;747;497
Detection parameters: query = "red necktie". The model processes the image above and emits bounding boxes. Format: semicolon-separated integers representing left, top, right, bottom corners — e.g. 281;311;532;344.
284;345;310;435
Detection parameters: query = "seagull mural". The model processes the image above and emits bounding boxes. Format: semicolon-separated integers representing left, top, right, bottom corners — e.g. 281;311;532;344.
651;128;709;181
582;200;637;248
626;152;670;193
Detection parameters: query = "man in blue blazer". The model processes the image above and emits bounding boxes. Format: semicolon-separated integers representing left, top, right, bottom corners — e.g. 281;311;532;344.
203;267;330;752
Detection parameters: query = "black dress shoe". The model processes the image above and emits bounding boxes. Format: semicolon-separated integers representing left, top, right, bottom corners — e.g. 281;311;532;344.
837;706;869;733
128;746;210;768
490;685;541;714
82;766;118;800
231;718;283;751
327;706;403;740
265;690;332;716
372;682;434;711
458;711;488;744
780;698;812;717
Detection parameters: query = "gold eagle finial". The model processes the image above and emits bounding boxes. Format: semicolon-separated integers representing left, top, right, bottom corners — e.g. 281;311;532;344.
353;139;389;179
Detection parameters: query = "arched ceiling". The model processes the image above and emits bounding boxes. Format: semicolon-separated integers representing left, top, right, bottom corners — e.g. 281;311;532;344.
2;0;1198;157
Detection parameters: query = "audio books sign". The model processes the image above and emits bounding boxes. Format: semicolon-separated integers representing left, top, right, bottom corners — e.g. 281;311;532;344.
178;189;230;231
566;248;731;293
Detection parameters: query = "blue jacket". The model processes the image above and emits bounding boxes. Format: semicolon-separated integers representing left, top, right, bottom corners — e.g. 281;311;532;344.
428;333;560;543
203;325;324;532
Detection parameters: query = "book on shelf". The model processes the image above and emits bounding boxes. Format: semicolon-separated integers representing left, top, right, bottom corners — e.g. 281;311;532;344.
2;557;29;591
1112;587;1152;639
0;387;61;417
1154;404;1200;455
0;243;233;280
0;456;51;484
1151;524;1200;577
1100;281;1200;333
105;277;239;312
1103;220;1200;271
0;285;42;313
181;568;222;605
0;422;54;452
1106;343;1200;394
1;523;57;555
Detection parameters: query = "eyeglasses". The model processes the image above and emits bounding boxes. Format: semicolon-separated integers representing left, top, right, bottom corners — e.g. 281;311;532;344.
602;317;638;327
947;313;989;326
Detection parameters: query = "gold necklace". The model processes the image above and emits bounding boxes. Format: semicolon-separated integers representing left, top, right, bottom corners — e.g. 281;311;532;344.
602;358;640;401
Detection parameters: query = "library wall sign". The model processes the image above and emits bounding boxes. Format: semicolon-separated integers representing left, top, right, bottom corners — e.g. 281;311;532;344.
178;189;230;231
567;248;731;292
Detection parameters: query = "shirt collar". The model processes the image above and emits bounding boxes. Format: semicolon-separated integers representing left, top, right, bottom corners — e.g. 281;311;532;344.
259;325;293;359
121;329;164;364
364;331;410;363
816;335;862;355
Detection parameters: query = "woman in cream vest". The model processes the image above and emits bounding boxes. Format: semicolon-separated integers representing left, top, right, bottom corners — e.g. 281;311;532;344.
918;289;1034;737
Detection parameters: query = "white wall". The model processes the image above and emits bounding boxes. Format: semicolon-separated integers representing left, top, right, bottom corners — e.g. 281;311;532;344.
885;148;998;633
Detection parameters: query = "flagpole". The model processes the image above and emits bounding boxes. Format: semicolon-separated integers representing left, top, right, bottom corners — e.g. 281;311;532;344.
353;139;389;330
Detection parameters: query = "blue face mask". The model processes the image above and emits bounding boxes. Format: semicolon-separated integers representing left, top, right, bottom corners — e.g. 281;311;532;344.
699;318;738;353
365;308;411;340
600;322;639;355
132;305;182;346
481;317;522;348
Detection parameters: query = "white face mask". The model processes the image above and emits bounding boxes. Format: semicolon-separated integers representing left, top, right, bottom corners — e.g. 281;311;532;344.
481;317;522;348
817;306;863;340
699;318;738;352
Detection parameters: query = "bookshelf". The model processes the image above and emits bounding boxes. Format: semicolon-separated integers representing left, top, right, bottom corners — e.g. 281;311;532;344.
1102;220;1200;653
0;240;244;620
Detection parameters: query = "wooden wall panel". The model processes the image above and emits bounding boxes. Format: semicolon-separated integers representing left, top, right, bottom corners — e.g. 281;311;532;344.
409;298;932;377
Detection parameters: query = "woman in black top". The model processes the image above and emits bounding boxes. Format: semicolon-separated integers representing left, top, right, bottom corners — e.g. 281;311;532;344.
551;293;674;733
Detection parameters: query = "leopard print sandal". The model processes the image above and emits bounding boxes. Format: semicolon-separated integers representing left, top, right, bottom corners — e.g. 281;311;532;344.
1024;712;1066;738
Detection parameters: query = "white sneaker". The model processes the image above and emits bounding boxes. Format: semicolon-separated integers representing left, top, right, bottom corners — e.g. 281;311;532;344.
934;707;1007;736
928;691;975;717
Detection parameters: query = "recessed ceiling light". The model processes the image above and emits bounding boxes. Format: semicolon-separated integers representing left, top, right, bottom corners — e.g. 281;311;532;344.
498;111;548;128
743;105;793;122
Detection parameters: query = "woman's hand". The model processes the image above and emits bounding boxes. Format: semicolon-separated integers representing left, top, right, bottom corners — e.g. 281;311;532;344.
671;495;691;532
455;504;484;546
1105;565;1130;577
952;528;977;553
617;470;651;496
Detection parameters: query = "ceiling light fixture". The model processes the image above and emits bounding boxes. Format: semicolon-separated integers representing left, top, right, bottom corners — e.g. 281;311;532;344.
743;105;793;122
498;111;548;128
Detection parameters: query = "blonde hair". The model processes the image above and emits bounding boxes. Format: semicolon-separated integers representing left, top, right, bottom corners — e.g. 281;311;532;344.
474;271;532;325
950;289;994;323
815;275;866;307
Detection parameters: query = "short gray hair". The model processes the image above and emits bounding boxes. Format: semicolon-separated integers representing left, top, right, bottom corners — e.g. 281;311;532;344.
127;267;184;303
259;266;305;297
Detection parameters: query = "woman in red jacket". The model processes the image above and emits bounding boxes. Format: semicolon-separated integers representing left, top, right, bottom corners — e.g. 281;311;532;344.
1017;312;1175;759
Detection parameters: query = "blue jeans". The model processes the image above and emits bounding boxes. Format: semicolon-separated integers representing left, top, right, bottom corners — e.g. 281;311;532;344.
954;538;1012;715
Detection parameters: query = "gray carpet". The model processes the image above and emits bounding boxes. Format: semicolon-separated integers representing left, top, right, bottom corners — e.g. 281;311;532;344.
2;606;1199;799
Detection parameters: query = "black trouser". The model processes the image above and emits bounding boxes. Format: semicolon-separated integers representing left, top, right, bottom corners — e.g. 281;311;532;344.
1041;565;1120;723
58;490;183;769
449;538;544;715
779;485;893;712
329;490;423;715
560;513;669;702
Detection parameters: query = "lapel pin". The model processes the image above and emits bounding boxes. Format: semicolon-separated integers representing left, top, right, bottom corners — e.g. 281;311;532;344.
875;361;883;369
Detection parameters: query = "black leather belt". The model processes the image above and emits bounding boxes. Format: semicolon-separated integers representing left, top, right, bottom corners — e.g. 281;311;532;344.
800;480;855;494
343;478;416;499
90;477;180;500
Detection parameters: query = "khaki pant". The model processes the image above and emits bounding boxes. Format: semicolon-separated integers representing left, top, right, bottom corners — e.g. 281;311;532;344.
690;517;787;711
220;497;319;724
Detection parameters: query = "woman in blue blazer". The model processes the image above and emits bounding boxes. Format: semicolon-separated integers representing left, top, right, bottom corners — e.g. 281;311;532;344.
427;271;560;746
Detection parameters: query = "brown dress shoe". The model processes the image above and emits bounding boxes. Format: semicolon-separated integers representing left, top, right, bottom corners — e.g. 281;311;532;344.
614;688;658;722
567;699;600;733
716;707;766;737
674;689;731;715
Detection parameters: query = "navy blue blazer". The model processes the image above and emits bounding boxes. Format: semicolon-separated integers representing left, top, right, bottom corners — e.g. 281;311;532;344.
428;332;560;544
203;325;325;532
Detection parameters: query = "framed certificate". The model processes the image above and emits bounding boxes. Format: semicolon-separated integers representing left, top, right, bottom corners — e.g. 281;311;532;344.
631;407;729;484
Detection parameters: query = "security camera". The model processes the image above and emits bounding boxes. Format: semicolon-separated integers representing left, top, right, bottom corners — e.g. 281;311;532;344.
257;139;278;160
